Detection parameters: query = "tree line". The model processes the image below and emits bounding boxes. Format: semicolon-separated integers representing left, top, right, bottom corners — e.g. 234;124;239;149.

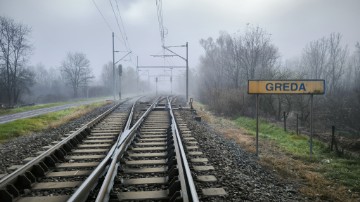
0;16;138;106
196;25;360;133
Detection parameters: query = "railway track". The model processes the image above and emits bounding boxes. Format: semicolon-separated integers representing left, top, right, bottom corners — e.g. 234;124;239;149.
0;98;138;202
0;96;226;202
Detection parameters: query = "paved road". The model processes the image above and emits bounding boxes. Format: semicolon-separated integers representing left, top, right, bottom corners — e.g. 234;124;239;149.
0;99;107;124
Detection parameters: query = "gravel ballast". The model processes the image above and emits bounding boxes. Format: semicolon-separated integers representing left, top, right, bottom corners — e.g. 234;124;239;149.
1;97;308;201
179;109;308;201
0;102;116;174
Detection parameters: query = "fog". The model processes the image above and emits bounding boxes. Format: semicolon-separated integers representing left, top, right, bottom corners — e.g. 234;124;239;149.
0;0;359;103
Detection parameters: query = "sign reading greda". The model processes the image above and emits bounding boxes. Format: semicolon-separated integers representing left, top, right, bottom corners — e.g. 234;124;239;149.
248;80;325;94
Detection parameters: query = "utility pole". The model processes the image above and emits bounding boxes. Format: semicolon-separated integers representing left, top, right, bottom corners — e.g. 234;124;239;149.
136;56;139;95
112;32;116;100
186;42;188;102
170;67;173;95
119;67;123;100
147;71;150;90
156;77;158;96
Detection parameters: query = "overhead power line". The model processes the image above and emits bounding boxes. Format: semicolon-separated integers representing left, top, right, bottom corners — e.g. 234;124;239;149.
92;0;113;32
109;0;128;50
156;0;166;48
114;0;131;49
109;0;134;63
114;0;134;63
91;0;135;66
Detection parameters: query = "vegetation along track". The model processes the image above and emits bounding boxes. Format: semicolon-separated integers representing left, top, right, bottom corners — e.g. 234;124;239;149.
0;98;137;202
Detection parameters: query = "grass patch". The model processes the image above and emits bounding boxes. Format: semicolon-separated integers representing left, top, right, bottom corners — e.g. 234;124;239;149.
234;117;328;158
0;97;110;116
326;158;360;192
0;102;68;116
234;116;360;194
0;101;109;142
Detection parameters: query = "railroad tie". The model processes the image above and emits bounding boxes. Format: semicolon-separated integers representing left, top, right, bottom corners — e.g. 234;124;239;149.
175;111;228;198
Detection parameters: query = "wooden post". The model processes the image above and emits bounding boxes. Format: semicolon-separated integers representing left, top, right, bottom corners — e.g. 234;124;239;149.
283;111;286;132
331;126;335;151
296;113;299;135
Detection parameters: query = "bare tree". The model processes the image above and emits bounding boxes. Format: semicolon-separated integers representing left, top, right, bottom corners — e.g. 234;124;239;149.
26;64;70;103
302;37;328;79
199;37;225;108
301;32;348;93
59;52;94;98
197;28;360;137
216;32;240;88
197;26;279;115
236;26;279;81
353;43;360;91
33;63;56;90
327;33;348;94
101;61;113;93
121;66;137;95
0;16;34;106
344;42;360;131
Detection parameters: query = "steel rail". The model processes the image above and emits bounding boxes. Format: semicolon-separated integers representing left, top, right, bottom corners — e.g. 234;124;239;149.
168;97;199;202
94;97;160;202
68;96;159;202
0;99;129;192
66;100;135;202
171;116;190;201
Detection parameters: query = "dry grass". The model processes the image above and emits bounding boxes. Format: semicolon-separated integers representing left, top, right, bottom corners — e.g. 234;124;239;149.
0;101;111;142
193;102;360;201
47;102;106;129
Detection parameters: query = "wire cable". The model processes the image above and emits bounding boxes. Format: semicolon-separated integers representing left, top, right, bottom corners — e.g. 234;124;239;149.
91;0;113;32
92;0;134;66
114;0;134;63
114;0;131;49
109;0;128;49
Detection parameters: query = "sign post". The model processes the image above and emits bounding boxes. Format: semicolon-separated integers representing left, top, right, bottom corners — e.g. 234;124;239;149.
248;80;325;157
310;94;313;159
256;94;259;156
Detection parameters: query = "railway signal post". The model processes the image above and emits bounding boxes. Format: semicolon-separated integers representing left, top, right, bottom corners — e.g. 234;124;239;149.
112;32;131;100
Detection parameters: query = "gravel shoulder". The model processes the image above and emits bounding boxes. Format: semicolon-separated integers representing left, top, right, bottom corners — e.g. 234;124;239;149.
179;109;309;201
184;100;360;201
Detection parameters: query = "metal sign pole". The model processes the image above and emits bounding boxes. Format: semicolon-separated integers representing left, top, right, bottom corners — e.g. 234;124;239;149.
310;94;313;159
256;94;259;156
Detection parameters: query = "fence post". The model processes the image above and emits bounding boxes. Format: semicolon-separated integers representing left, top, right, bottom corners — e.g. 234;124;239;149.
283;111;286;132
331;125;335;151
296;113;299;135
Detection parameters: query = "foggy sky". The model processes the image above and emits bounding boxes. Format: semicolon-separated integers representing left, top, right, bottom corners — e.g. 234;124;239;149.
0;0;359;81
